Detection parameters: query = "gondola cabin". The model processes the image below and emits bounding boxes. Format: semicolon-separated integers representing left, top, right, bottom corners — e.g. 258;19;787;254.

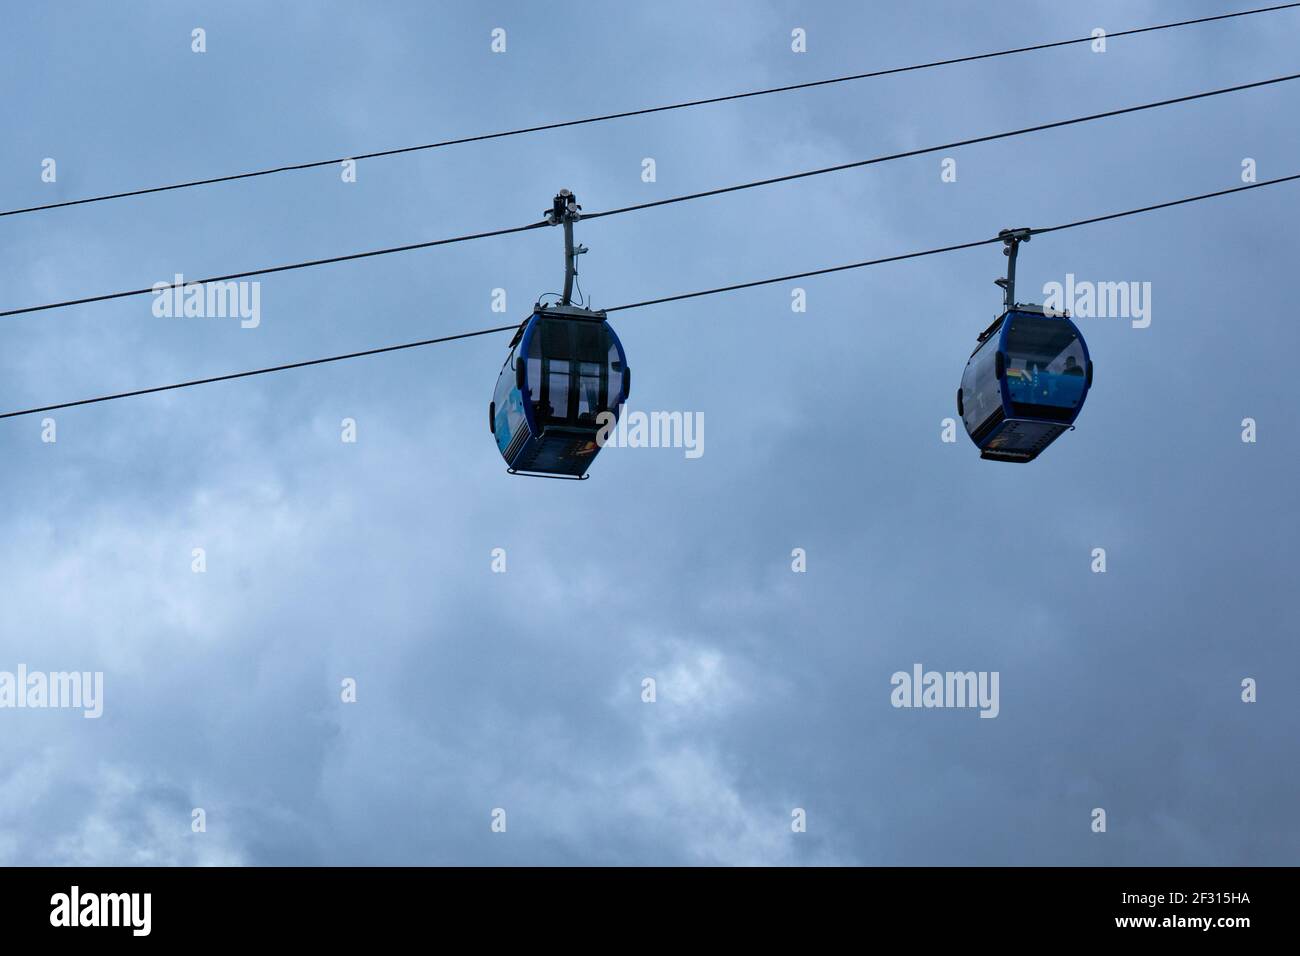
957;305;1092;462
490;304;630;478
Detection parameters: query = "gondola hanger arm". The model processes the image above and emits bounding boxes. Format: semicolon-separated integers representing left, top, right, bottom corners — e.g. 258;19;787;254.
995;227;1033;311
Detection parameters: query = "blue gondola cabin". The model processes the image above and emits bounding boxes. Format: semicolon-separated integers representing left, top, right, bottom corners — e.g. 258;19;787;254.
490;304;630;478
957;304;1092;462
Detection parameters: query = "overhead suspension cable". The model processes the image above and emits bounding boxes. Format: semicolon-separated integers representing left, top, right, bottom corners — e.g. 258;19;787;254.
3;72;1295;321
602;174;1300;312
0;220;549;319
3;173;1295;422
0;325;520;421
1;2;1296;220
582;72;1300;222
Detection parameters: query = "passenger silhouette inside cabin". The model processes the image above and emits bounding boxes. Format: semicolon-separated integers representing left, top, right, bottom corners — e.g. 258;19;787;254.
1062;355;1084;376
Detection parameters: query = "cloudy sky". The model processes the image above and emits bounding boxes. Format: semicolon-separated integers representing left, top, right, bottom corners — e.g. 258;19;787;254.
1;0;1296;865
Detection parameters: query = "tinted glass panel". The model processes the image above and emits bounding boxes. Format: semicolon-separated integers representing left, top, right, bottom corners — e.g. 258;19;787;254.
493;351;527;454
525;324;543;404
541;320;571;359
573;322;606;362
607;341;625;406
527;356;541;403
960;338;1001;437
545;368;569;422
493;355;515;409
524;316;624;427
1004;316;1086;409
576;361;602;422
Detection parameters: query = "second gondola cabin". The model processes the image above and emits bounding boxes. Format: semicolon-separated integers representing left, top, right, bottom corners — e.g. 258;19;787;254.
957;304;1092;462
490;304;630;478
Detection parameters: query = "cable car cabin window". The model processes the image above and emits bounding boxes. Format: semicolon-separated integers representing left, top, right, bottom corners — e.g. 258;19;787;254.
494;353;515;410
523;320;555;423
960;337;1002;439
572;322;605;363
545;367;571;424
608;341;625;406
527;354;542;404
540;320;572;359
1004;317;1087;417
576;361;603;423
524;317;619;427
493;350;527;451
